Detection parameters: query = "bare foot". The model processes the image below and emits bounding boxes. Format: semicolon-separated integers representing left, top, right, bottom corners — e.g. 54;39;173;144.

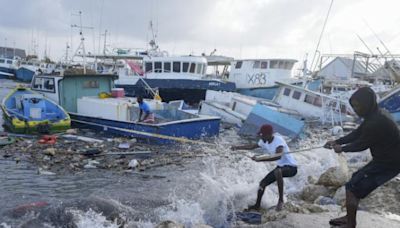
276;201;284;211
329;215;347;226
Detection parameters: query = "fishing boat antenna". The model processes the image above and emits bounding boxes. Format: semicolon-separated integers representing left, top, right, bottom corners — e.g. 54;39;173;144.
71;11;94;74
310;0;334;74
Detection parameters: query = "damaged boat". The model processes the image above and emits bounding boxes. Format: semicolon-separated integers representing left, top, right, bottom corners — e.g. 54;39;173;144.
1;87;71;133
31;72;220;144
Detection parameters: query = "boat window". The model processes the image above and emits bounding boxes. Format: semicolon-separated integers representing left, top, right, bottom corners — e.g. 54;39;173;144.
340;104;347;113
145;62;153;73
304;94;315;104
285;61;294;70
43;78;55;92
313;96;322;107
0;59;4;63
173;62;181;73
261;61;268;69
235;61;243;69
189;63;196;73
253;61;260;69
182;62;189;72
154;62;162;73
196;63;202;74
292;90;302;100
202;64;206;74
33;77;43;89
270;60;279;69
163;62;171;73
27;62;33;66
83;80;99;89
6;60;12;64
283;88;291;96
278;61;285;69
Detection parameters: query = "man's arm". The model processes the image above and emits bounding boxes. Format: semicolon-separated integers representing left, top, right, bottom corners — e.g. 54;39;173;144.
340;123;378;152
335;125;362;145
254;146;283;162
138;109;143;122
231;144;259;151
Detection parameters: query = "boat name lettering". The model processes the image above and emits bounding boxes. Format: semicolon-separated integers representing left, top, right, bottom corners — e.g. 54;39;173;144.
208;82;221;86
247;73;267;85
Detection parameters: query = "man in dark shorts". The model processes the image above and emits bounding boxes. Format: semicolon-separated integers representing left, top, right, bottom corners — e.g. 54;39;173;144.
325;87;400;228
231;124;298;211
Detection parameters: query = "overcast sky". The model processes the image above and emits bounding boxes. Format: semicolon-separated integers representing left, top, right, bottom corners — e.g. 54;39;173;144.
1;0;400;67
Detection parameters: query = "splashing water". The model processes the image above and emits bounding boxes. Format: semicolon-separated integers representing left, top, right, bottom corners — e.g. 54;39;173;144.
71;209;120;228
1;79;349;227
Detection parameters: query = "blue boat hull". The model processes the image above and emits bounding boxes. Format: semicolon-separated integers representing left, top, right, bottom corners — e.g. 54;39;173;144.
379;87;400;124
1;87;70;133
15;67;35;82
0;66;15;79
117;78;236;103
239;104;304;137
69;113;220;144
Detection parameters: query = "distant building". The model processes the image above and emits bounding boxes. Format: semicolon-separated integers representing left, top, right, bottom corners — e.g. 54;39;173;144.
0;46;26;59
317;57;379;80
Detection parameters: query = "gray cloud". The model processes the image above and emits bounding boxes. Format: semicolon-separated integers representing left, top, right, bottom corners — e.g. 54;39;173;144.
0;0;399;61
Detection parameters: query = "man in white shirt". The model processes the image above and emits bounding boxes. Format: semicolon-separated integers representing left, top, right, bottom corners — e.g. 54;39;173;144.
231;124;298;211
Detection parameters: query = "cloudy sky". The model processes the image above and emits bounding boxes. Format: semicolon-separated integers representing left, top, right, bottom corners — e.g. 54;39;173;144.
1;0;400;67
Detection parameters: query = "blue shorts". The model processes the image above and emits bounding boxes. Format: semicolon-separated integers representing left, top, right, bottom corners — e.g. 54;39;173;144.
345;161;400;199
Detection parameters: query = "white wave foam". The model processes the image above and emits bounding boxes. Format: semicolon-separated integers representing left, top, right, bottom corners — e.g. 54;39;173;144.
70;209;120;228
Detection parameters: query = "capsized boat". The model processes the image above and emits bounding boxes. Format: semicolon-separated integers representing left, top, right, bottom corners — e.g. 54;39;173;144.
1;87;71;133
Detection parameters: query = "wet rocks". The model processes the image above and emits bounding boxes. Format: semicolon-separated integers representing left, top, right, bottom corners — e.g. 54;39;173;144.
317;155;349;188
314;196;336;205
155;220;184;228
301;184;334;202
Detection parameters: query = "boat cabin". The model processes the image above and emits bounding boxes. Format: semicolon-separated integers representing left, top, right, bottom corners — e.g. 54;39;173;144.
142;56;207;79
31;73;116;113
228;59;297;89
274;82;353;125
0;57;17;77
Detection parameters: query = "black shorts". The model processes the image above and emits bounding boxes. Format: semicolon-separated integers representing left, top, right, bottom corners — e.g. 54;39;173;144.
260;165;297;188
346;161;400;199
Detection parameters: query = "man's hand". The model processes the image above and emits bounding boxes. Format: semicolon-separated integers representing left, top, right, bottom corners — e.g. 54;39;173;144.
333;144;343;153
230;146;237;151
251;155;258;161
323;140;336;149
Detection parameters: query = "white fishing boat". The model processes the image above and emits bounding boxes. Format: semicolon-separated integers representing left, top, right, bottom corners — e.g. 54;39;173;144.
227;59;301;100
273;81;354;125
0;57;18;79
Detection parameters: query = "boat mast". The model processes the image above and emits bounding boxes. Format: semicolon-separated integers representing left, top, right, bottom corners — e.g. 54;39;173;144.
71;11;93;74
310;0;334;74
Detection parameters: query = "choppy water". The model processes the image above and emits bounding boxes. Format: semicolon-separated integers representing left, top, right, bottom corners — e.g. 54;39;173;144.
0;79;344;227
